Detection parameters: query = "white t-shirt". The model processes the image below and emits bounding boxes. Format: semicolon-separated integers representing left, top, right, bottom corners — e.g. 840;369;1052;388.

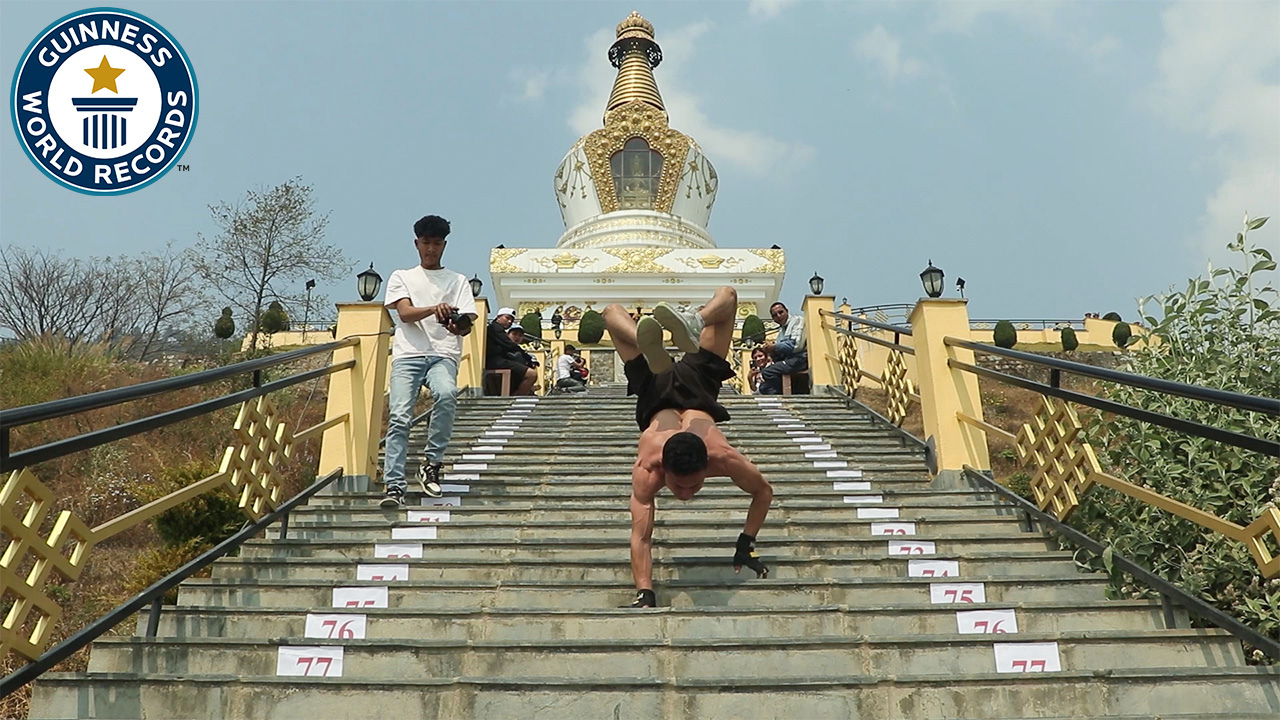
556;353;575;381
383;266;478;361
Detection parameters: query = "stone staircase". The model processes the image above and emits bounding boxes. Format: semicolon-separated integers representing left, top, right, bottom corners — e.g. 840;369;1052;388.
28;393;1280;718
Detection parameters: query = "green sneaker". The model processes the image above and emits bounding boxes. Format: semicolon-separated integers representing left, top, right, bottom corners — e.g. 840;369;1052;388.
636;316;672;373
653;302;702;355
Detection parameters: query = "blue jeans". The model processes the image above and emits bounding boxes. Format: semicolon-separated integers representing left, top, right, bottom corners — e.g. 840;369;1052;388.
758;354;808;395
383;355;459;493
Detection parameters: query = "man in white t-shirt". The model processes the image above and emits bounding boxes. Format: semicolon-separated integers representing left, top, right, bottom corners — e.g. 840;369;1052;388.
379;215;478;509
554;344;586;393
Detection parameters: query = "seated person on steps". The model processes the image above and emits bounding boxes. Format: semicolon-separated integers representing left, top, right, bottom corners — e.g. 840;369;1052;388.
485;307;538;395
554;345;587;393
758;301;807;395
603;287;774;608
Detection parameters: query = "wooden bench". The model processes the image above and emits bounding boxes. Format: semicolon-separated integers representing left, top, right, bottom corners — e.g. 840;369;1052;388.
781;372;811;396
483;368;511;396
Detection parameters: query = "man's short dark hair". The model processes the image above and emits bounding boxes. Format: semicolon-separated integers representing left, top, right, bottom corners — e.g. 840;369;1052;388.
414;215;451;240
662;431;708;476
564;344;576;353
770;302;787;312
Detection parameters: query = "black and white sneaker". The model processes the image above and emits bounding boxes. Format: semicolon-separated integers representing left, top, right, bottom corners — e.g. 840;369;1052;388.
379;488;404;509
417;461;444;498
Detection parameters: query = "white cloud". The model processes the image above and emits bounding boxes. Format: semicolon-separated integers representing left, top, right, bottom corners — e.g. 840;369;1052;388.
930;0;1063;34
854;25;929;83
748;0;798;20
1148;1;1280;257
568;22;813;177
509;67;550;102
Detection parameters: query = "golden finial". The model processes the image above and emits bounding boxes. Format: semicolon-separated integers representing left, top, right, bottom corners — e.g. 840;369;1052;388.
616;11;655;40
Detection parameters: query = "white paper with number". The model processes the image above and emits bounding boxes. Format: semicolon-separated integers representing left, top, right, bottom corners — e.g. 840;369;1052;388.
834;481;871;491
391;526;437;540
994;642;1060;673
305;613;368;640
786;430;814;436
771;417;795;423
452;463;486;471
871;522;916;536
889;540;936;555
277;646;344;677
806;451;838;458
755;402;782;407
439;484;470;493
957;608;1018;635
909;559;960;578
513;397;538;402
827;469;864;478
814;460;847;468
477;436;508;444
408;509;450;523
357;564;409;582
843;495;883;504
494;420;523;426
470;446;504;453
929;582;986;604
448;473;481;481
791;436;824;444
374;542;423;559
779;424;805;430
462;454;495;461
424;496;462;507
483;430;515;437
504;408;533;414
857;507;899;519
332;586;388;608
800;444;832;451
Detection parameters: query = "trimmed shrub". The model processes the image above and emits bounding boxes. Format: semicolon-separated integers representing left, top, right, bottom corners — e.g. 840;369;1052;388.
519;311;543;339
1102;311;1122;321
1112;321;1132;348
993;320;1017;349
577;310;605;344
259;301;289;334
741;314;766;345
1060;326;1079;352
213;307;235;339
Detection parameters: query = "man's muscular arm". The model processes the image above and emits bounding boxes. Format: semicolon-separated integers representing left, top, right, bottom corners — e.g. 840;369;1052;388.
721;449;773;537
629;461;660;593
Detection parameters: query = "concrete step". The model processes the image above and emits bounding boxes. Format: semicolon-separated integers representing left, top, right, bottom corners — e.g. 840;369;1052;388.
31;667;1280;719
176;574;1111;609
84;629;1245;678
209;551;1077;583
140;599;1178;641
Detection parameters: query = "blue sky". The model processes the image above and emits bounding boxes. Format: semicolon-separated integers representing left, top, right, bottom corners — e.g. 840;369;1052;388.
3;0;1277;323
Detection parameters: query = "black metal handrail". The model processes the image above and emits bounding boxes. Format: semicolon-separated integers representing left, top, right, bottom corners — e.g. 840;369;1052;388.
959;467;1280;661
0;466;346;697
830;324;916;356
0;337;358;429
821;309;913;337
944;337;1279;418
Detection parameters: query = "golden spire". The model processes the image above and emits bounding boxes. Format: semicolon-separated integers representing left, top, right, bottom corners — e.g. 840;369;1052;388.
605;11;665;118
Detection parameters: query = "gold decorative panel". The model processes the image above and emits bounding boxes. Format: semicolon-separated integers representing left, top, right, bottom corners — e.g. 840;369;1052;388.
490;248;526;274
585;101;691;215
1015;396;1102;520
601;247;673;274
883;349;913;426
220;397;292;522
1242;507;1280;578
837;333;861;398
746;248;786;274
1;469;95;661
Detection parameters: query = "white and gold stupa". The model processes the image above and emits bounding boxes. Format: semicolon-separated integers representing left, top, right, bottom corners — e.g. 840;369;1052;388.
490;11;785;325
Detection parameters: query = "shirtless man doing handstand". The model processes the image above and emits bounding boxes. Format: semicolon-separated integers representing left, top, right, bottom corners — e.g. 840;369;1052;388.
603;286;774;608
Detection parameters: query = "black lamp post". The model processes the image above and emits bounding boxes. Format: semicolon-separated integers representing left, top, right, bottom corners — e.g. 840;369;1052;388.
468;274;483;298
919;260;944;299
303;279;316;342
956;277;966;299
809;272;825;295
551;308;563;339
356;263;382;302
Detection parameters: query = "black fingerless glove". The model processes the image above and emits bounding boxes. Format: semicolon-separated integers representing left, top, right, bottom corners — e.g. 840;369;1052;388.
733;532;769;579
624;588;657;608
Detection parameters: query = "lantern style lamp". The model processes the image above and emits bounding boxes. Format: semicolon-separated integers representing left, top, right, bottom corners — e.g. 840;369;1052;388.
469;274;483;298
919;260;944;299
551;308;563;339
356;263;383;302
809;272;825;295
956;277;966;299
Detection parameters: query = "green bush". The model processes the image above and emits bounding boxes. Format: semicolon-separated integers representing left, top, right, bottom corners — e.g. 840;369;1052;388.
993;320;1017;349
1060;326;1079;352
1111;321;1132;348
213;307;235;339
741;314;766;345
1078;214;1279;661
578;310;605;344
519;311;543;339
258;301;289;334
137;461;244;549
1102;311;1122;321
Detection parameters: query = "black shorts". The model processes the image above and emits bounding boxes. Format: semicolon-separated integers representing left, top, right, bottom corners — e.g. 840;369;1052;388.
624;349;735;431
487;358;530;375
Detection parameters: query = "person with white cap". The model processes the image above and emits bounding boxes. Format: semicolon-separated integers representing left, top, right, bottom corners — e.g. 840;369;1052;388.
486;306;538;395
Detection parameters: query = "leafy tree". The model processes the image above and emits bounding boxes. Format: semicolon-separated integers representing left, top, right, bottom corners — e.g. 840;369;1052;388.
519;311;543;339
193;177;350;352
259;301;289;334
578;310;605;344
1111;321;1132;348
1078;214;1279;660
213;308;236;339
993;320;1017;349
1103;312;1122;321
740;314;766;345
1060;326;1079;352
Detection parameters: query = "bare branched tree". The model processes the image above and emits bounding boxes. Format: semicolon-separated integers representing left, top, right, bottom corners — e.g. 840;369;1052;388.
0;246;136;347
133;243;209;360
192;177;351;350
